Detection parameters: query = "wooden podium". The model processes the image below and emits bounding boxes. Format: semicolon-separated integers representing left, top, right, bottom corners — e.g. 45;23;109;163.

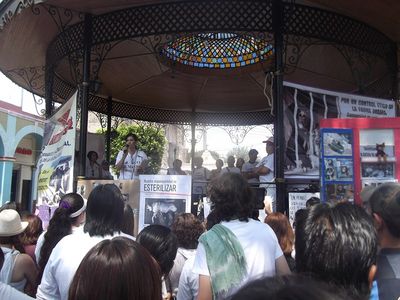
76;179;140;236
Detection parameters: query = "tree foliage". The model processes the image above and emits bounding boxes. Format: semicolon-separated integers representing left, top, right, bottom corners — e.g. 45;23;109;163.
226;146;250;161
108;123;166;175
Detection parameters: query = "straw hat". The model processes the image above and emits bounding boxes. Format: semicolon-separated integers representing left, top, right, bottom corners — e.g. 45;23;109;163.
0;209;28;237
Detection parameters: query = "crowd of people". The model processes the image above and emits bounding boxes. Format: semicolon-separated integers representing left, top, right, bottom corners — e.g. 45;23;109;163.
0;172;399;299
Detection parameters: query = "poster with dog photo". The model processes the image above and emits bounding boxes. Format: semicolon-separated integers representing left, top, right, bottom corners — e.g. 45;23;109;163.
325;183;354;203
335;158;353;181
139;175;191;232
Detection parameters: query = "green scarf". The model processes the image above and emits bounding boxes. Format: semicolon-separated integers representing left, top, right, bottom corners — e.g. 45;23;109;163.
199;224;247;299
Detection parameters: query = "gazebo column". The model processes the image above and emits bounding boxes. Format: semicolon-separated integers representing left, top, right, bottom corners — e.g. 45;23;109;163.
79;14;92;177
273;0;286;213
106;96;113;163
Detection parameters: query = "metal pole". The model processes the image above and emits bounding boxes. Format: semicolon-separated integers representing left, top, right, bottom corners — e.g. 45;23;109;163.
44;66;54;118
190;114;196;171
272;0;286;213
106;96;112;162
79;14;92;177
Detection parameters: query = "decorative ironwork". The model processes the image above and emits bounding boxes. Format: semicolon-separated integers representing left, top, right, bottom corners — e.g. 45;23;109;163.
37;0;396;125
221;126;256;145
0;0;33;31
5;66;45;94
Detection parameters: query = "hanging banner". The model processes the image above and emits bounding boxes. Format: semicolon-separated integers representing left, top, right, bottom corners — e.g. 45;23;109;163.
283;82;396;179
138;175;191;232
36;92;77;205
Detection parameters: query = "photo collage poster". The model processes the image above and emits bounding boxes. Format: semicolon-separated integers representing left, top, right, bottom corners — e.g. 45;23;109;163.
320;129;355;203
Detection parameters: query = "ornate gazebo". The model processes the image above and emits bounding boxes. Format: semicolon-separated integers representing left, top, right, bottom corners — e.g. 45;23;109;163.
0;0;398;211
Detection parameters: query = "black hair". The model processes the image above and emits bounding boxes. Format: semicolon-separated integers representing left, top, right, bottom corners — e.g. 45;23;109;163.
208;173;255;223
137;225;178;276
305;197;320;208
231;275;351;300
84;184;124;237
295;202;377;298
125;133;139;142
121;203;134;236
38;193;85;283
87;151;98;160
369;182;400;238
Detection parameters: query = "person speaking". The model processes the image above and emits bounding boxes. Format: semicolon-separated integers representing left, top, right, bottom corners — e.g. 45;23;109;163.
115;133;148;180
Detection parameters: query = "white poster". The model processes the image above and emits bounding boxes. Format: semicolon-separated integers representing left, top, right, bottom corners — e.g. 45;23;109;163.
36;92;77;205
288;192;320;225
337;96;395;118
139;175;192;232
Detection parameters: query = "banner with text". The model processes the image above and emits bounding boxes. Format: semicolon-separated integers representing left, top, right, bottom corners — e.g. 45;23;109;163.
139;175;191;232
36;92;77;205
283;82;395;179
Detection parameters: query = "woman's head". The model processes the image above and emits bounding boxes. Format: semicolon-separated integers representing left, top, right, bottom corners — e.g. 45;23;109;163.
137;225;178;276
58;193;86;226
171;213;204;249
69;237;161;300
87;151;98;162
38;193;86;282
19;213;43;245
265;212;294;255
209;173;255;223
84;184;124;237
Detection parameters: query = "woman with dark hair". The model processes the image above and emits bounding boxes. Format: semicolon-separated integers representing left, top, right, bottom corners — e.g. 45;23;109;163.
193;173;290;300
36;193;86;284
120;203;134;236
19;214;43;262
170;213;204;296
68;237;161;300
265;212;295;271
85;151;101;178
37;184;133;300
115;133;148;180
137;225;178;299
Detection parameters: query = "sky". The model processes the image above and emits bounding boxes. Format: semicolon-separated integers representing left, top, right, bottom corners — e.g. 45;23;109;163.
0;72;272;156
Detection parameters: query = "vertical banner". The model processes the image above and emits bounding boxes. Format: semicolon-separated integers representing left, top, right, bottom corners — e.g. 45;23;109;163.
36;92;77;205
139;175;191;232
320;128;355;203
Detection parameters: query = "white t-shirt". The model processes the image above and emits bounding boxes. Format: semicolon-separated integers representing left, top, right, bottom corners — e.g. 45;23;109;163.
85;163;101;178
177;255;198;300
257;154;275;211
192;167;210;195
192;219;282;299
36;231;134;300
220;167;241;175
116;150;147;180
35;226;84;265
241;161;259;184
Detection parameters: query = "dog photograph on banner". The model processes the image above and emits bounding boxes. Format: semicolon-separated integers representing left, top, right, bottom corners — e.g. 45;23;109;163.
283;83;338;178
